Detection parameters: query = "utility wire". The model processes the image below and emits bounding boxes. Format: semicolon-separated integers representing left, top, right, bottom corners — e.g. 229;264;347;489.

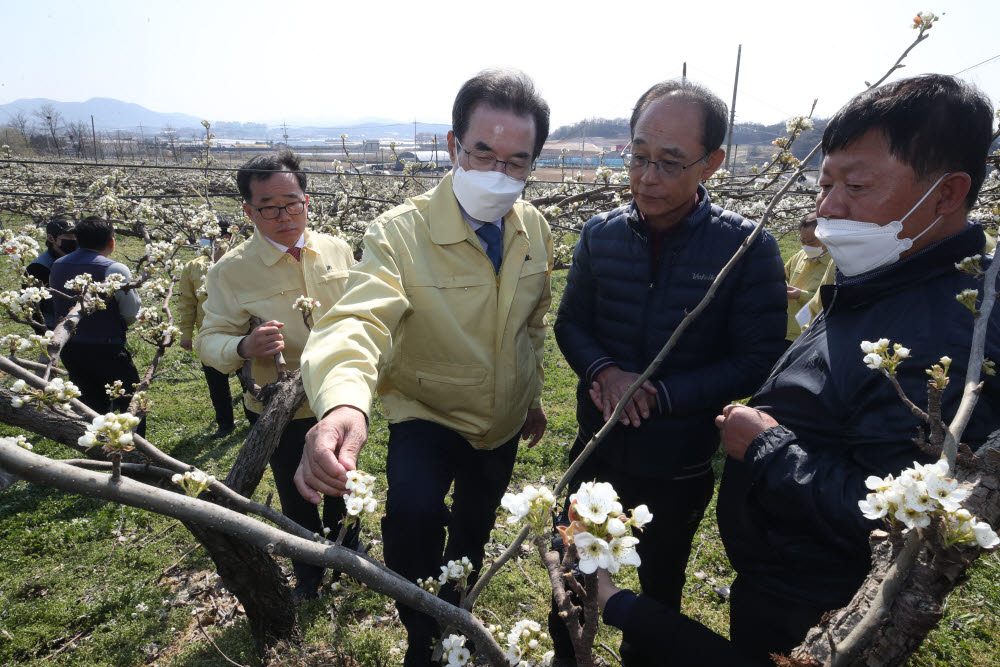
954;53;1000;76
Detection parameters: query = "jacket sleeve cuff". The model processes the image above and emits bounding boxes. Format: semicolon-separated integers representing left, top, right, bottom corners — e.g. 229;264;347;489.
602;590;639;630
310;381;373;424
217;336;248;373
746;424;796;480
655;379;671;415
585;357;616;384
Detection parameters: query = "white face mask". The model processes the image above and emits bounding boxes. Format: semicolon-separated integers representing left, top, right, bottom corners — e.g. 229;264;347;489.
451;163;525;222
801;244;825;259
815;173;948;277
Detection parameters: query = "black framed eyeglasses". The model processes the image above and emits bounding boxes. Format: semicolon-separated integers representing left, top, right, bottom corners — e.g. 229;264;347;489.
455;137;532;180
249;200;306;220
622;141;708;179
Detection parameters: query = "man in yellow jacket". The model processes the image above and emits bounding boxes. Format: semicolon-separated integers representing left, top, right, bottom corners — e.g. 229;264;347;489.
296;69;552;665
195;150;356;601
177;238;234;438
784;213;834;342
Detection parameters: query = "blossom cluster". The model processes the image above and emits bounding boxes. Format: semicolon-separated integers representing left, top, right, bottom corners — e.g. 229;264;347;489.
344;470;378;516
1;286;51;319
1;330;54;357
504;619;555;666
417;556;474;596
501;484;556;536
293;296;321;314
860;339;910;373
10;377;81;410
63;272;127;313
171;469;217;497
440;634;472;667
134;306;182;344
555;481;651;574
785;116;815;135
926;355;953;389
956;288;980;314
955;254;984;276
145;240;178;266
859;459;999;548
78;412;142;452
1;232;40;265
138;277;172;300
0;435;33;451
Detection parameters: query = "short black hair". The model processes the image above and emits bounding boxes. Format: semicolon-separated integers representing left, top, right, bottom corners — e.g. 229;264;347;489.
800;212;818;230
236;150;307;202
630;79;729;155
74;216;114;251
452;69;550;160
822;74;994;209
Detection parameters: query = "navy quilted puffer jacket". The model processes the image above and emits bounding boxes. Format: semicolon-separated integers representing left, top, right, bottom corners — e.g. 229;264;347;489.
554;186;787;478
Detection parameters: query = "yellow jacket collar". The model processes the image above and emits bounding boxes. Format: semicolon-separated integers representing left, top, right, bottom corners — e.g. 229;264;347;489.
251;227;315;266
429;172;528;246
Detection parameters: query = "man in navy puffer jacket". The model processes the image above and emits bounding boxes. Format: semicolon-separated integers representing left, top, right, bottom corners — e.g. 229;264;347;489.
550;78;787;663
716;74;1000;664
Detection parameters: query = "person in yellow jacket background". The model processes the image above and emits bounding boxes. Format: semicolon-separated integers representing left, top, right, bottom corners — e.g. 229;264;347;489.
177;236;234;438
195;150;358;601
785;213;834;342
296;69;552;666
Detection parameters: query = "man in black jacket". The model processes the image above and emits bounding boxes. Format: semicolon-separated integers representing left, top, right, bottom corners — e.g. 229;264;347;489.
716;74;1000;663
551;78;787;661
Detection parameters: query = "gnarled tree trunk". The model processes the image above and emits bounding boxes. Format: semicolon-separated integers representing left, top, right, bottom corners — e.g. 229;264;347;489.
785;438;1000;667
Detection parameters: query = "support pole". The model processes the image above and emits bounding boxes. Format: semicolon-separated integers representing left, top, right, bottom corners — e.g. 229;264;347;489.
724;44;742;173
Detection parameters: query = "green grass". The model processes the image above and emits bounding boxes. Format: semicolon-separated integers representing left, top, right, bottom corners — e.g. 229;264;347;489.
1;226;999;666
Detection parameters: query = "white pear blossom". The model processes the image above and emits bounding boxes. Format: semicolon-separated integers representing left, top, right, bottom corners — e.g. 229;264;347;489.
924;473;968;512
629;504;653;529
606;517;627;537
859;492;889;520
573;531;612;574
570;481;617;524
441;634;471;666
972;520;1000;549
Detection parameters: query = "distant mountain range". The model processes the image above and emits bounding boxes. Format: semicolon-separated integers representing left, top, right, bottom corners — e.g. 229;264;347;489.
0;97;204;132
0;97;451;140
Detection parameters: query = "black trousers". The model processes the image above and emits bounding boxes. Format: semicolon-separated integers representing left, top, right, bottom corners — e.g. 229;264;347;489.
729;575;828;663
550;430;715;660
61;341;146;437
201;364;234;430
244;408;356;585
381;419;519;667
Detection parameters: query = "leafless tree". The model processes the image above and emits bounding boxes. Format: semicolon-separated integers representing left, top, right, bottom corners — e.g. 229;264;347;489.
66;121;91;159
32;103;64;156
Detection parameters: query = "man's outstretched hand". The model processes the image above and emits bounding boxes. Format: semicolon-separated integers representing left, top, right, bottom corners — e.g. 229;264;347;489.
294;405;368;504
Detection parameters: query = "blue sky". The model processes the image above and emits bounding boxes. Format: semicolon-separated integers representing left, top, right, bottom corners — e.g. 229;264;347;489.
2;0;998;128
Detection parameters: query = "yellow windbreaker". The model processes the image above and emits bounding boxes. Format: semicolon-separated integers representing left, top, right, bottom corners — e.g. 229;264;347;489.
785;250;834;341
195;228;354;418
301;173;552;450
176;255;211;340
